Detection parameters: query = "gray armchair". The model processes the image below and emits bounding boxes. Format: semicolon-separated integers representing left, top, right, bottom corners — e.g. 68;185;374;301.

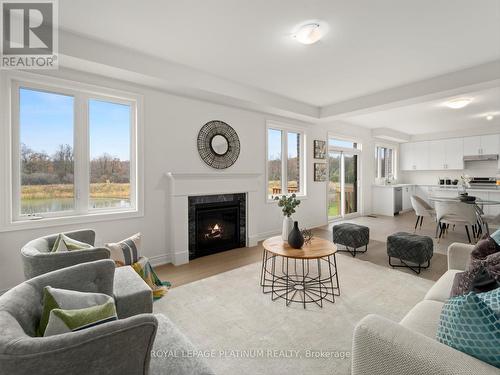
21;229;111;279
0;260;157;375
0;260;215;375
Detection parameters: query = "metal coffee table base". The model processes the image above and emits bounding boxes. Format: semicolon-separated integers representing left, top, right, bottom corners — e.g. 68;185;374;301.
260;250;340;309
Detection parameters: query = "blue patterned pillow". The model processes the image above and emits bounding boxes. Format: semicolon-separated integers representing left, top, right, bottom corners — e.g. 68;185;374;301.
436;289;500;368
490;229;500;247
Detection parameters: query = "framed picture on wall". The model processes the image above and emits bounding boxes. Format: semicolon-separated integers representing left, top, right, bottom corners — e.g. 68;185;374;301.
313;140;326;159
314;163;327;182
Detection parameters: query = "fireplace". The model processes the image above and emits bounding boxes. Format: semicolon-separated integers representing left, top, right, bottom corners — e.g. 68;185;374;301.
188;193;246;260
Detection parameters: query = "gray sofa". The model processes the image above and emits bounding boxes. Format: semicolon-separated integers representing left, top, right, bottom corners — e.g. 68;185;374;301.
21;229;111;279
0;260;214;375
352;242;499;375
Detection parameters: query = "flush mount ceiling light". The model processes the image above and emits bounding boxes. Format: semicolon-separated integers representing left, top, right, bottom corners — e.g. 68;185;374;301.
444;97;473;109
486;114;495;121
292;23;324;44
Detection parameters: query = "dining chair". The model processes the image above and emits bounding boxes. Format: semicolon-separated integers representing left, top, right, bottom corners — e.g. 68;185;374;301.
434;200;479;243
410;195;436;232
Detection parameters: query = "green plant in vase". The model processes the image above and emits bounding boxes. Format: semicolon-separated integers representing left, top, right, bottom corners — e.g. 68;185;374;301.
274;193;301;240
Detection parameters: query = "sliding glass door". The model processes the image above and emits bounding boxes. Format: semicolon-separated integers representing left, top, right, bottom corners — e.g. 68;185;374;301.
328;152;341;218
328;138;360;219
343;153;358;215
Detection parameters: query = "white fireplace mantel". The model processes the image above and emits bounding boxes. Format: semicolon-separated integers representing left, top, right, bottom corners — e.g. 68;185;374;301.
166;172;262;265
166;172;262;197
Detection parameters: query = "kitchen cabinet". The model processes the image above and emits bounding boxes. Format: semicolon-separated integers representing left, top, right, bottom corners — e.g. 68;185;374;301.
444;138;464;169
488;192;500;217
372;185;415;216
400;142;429;170
414;142;429;170
463;135;499;155
402;185;415;210
415;185;431;202
428;140;445;170
400;143;414;171
423;138;463;170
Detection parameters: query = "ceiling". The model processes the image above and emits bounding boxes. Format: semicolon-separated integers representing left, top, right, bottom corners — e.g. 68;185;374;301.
58;0;500;107
345;86;500;135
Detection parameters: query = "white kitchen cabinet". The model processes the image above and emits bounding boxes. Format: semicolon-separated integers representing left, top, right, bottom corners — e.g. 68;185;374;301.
463;135;499;155
487;192;500;217
463;136;481;155
444;138;464;170
480;134;500;155
415;185;431;202
414;142;429;170
428;138;463;170
371;186;396;216
402;185;415;210
428;140;446;170
400;143;414;171
400;142;429;171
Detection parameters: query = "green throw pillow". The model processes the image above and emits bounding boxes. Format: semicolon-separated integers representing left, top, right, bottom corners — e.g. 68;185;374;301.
38;286;117;336
51;233;93;252
44;301;117;336
436;288;500;368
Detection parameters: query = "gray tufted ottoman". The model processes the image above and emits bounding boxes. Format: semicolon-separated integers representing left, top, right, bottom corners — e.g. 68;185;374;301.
332;223;369;257
387;232;433;274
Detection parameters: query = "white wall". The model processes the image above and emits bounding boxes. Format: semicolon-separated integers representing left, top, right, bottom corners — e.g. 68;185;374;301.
0;68;376;291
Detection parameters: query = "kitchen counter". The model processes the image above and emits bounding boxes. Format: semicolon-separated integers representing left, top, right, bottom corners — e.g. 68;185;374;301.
372;184;414;188
373;184;500;192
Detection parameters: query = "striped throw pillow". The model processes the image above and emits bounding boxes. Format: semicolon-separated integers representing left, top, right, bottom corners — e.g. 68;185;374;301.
105;233;141;266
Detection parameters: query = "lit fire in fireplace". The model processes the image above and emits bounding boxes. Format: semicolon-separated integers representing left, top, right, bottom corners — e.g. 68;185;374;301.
205;223;223;239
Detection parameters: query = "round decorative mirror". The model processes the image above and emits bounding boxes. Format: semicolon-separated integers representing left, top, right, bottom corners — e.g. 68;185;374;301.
210;134;229;155
197;120;240;169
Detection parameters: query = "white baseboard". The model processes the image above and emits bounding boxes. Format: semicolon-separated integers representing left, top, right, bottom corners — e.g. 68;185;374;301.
149;253;172;267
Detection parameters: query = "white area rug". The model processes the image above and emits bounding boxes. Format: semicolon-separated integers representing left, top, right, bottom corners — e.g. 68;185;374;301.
154;254;434;375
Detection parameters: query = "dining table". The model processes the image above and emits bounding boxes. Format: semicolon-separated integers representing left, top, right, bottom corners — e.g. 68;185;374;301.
429;196;500;235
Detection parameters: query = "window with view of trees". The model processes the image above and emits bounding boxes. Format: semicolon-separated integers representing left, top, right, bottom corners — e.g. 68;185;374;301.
89;99;131;210
19;89;75;215
267;125;304;199
13;83;138;221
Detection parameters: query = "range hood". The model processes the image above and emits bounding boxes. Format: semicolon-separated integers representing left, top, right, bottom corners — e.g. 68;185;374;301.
463;154;499;161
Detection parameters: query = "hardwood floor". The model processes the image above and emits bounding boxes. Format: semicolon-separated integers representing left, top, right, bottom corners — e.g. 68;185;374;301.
155;211;466;288
155;244;262;288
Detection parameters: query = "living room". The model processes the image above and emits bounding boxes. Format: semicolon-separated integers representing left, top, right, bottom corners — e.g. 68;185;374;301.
0;1;499;375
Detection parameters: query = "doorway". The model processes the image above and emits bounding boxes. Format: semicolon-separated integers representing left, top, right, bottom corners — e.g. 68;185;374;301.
327;138;360;220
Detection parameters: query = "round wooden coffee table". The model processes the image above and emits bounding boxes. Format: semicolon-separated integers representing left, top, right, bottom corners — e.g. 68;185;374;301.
260;236;340;308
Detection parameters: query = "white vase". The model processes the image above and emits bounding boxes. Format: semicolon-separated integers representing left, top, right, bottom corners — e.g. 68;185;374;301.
282;216;294;241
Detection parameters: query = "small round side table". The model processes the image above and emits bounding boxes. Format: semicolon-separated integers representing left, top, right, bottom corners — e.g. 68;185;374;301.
260;236;340;308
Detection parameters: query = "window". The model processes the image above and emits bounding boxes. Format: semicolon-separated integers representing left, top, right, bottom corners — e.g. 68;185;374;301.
375;145;395;180
328;138;361;150
266;123;305;199
89;99;131;210
19;89;75;215
9;77;140;225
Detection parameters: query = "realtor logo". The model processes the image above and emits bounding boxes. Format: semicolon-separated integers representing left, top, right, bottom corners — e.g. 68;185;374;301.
1;0;58;69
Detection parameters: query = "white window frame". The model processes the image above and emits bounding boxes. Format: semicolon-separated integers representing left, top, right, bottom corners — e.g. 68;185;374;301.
375;143;397;181
0;71;144;232
265;120;306;202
